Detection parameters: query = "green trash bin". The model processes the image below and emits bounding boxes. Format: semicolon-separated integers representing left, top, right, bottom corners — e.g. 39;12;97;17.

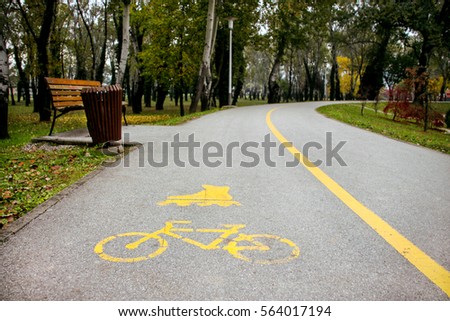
81;85;122;144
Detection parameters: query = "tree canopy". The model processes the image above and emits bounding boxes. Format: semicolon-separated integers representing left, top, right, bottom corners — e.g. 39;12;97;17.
2;0;449;119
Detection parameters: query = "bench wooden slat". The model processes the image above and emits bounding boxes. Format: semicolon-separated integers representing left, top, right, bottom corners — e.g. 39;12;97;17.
52;101;84;108
48;84;99;91
52;96;83;102
51;90;83;96
45;77;100;87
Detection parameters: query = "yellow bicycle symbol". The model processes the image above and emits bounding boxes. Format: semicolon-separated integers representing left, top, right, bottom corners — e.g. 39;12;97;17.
95;221;300;265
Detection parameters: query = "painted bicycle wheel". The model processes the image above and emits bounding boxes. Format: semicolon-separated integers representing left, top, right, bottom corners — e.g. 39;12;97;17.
94;232;168;263
224;234;300;264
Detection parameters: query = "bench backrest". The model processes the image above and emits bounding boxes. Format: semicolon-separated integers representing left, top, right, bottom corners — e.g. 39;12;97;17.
45;77;101;110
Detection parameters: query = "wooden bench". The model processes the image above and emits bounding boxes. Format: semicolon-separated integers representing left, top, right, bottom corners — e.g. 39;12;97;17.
45;77;128;136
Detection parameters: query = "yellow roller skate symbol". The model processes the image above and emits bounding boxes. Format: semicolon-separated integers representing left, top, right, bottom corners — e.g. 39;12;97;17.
158;185;241;207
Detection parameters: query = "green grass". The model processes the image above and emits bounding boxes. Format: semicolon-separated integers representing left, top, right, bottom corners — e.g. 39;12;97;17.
317;103;450;154
1;146;108;224
0;98;266;228
429;102;450;114
0;104;111;227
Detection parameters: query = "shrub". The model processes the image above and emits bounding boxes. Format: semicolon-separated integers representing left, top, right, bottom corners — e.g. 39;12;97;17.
383;84;445;127
383;85;412;121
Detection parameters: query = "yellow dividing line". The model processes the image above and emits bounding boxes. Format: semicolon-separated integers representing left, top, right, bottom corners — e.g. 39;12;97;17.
266;107;450;297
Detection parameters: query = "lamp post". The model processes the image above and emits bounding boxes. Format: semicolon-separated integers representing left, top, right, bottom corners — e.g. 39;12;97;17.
226;17;237;106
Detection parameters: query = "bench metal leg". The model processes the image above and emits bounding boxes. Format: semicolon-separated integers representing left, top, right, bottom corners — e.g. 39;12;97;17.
122;103;128;126
49;109;57;136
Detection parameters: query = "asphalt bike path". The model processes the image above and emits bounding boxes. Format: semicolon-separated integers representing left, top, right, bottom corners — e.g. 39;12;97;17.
1;102;449;300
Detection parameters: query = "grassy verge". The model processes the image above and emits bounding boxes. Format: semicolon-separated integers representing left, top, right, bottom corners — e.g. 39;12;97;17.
1;105;112;227
0;99;266;228
317;103;450;154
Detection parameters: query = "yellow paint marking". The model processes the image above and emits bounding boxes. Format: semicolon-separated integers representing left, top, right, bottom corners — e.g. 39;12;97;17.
174;223;246;250
266;107;450;297
158;184;241;207
95;220;300;265
94;232;168;263
224;234;300;265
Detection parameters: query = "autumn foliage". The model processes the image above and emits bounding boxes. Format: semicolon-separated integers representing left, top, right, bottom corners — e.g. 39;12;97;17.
383;68;445;128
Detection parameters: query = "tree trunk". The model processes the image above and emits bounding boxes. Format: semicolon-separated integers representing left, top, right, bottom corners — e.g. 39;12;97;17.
329;42;341;101
31;77;38;112
334;63;341;100
268;33;286;104
130;21;145;114
348;52;356;100
125;64;131;106
76;0;96;80
144;76;152;107
156;84;167;110
177;79;185;117
359;25;391;100
177;35;185;116
0;33;9;139
268;59;282;104
16;0;56;117
36;0;58;121
95;0;109;83
49;17;62;78
414;34;433;103
232;64;245;106
9;84;16;105
189;0;216;113
329;64;336;101
24;73;30;106
13;45;28;104
75;26;88;80
303;58;314;101
116;0;130;86
179;91;184;116
131;74;144;114
213;28;226;107
110;56;116;85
